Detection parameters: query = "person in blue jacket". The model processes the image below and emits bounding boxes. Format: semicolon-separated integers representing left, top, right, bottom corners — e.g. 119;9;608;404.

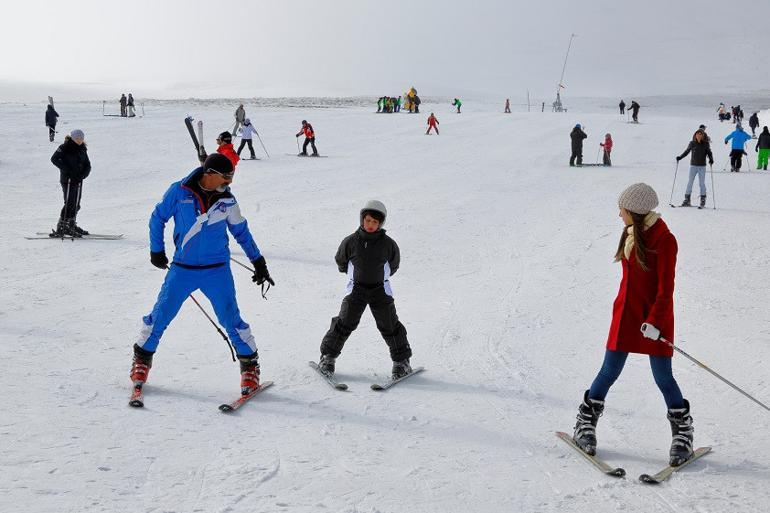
130;153;275;397
725;124;753;172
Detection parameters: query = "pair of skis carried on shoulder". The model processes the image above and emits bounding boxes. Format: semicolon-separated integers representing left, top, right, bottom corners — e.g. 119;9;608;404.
555;431;711;484
308;361;425;391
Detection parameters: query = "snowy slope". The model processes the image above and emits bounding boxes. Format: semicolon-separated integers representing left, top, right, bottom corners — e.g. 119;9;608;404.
1;100;769;513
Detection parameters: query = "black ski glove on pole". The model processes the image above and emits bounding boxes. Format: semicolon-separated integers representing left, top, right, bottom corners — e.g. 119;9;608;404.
150;251;169;269
251;256;275;286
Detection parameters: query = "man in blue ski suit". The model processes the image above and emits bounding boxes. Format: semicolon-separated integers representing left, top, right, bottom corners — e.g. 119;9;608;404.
130;153;274;396
725;124;753;172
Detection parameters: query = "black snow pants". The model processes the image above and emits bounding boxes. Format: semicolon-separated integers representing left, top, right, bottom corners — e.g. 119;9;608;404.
302;137;318;155
48;125;56;142
730;149;745;171
603;149;612;166
237;138;256;158
60;179;83;220
570;148;583;166
320;284;412;362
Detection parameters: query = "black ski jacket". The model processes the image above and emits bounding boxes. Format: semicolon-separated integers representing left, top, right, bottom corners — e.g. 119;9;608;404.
630;101;640;114
570;127;587;150
678;140;713;166
335;227;400;286
749;113;759;128
45;105;59;127
51;137;91;182
756;130;770;150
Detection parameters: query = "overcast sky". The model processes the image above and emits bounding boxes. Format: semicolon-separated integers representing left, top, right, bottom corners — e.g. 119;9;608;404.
1;0;769;101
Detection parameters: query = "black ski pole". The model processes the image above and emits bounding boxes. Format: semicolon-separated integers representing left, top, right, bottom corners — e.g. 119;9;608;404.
643;326;770;412
668;161;679;207
710;164;716;209
230;257;272;299
188;292;236;362
254;128;269;158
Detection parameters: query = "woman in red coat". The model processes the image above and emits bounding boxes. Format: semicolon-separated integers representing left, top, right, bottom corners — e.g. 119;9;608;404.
572;183;694;467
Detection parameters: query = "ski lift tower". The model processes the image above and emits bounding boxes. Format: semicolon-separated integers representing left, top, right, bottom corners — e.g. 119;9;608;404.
553;33;576;112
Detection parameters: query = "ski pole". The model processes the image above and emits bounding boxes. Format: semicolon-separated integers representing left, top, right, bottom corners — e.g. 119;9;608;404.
188;292;236;362
595;146;602;165
296;137;301;155
254;128;269;158
668;161;679;206
709;164;716;209
646;329;770;413
230;257;271;299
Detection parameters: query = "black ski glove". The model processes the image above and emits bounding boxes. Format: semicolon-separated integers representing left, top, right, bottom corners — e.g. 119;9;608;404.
676;156;682;162
251;256;275;286
150;251;168;269
709;159;714;165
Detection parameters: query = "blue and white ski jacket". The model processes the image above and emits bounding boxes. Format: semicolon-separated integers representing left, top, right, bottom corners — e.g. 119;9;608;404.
149;168;262;266
725;129;752;150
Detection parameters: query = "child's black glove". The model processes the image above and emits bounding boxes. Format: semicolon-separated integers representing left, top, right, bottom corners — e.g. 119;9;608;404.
150;251;168;269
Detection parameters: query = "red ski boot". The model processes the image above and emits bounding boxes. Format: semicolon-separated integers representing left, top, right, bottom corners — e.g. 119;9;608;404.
238;354;260;396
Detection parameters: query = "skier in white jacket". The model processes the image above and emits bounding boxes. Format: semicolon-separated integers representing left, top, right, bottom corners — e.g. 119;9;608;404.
237;118;258;159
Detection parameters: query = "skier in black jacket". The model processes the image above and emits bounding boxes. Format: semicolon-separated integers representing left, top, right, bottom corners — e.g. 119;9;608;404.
50;129;91;236
45;104;59;142
755;126;770;170
619;99;626;115
570;124;587;166
318;200;413;380
676;129;714;207
629;101;641;123
749;112;760;137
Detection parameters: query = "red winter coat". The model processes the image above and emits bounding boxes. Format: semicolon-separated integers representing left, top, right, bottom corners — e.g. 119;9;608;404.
427;115;438;127
606;218;676;357
217;144;240;169
601;136;613;152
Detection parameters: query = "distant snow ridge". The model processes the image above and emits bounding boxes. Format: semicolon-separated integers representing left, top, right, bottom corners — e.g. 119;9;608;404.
143;96;451;109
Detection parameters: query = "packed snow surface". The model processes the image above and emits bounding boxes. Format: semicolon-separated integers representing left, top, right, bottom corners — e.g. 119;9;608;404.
2;100;769;512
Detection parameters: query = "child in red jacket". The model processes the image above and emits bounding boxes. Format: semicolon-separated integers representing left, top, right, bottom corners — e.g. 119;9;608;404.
571;183;694;467
600;133;613;166
426;113;439;135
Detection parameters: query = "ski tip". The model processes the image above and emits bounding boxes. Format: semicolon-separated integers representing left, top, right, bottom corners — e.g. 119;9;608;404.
370;383;384;391
610;468;627;478
336;383;349;391
639;473;659;484
218;404;234;412
129;399;144;408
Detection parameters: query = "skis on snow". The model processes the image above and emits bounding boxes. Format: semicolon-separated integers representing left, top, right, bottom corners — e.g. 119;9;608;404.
128;381;274;411
638;447;712;484
219;381;274;412
371;366;425;391
27;232;124;240
555;431;626;477
308;361;348;390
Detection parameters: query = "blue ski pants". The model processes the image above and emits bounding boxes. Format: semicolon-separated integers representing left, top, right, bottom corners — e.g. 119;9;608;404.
137;264;256;356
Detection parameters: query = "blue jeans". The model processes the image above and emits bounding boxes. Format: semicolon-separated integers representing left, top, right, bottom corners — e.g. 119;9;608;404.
589;350;684;408
685;165;707;196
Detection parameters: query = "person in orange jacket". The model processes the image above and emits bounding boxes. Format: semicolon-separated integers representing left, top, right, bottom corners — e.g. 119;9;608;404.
426;113;439;135
216;131;240;169
600;133;613;166
295;120;318;156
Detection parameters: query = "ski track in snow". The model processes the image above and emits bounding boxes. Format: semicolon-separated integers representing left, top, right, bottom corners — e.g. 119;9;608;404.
1;101;770;512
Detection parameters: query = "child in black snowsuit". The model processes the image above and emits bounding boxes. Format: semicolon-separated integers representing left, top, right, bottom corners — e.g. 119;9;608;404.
318;200;413;379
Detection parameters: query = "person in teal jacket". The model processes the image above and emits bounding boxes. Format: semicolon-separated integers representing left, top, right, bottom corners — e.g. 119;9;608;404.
452;98;462;113
725;125;753;172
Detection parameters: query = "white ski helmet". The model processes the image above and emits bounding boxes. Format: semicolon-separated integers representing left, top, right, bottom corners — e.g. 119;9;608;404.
360;200;387;225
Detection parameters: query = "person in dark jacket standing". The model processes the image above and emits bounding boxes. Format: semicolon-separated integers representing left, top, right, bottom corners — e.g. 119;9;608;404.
45;104;59;142
571;183;694;467
570;124;587;166
50;129;92;237
676;129;714;207
755;126;770;170
127;93;136;117
317;200;413;380
619;99;626;115
295;120;318;156
119;94;127;117
629;101;640;123
748;112;759;137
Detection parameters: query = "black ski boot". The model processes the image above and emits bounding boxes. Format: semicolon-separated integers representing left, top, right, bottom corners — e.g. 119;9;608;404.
680;194;691;207
238;353;261;396
318;354;336;375
72;221;89;236
50;217;67;237
573;390;604;456
667;399;694;466
391;358;412;379
699;195;706;208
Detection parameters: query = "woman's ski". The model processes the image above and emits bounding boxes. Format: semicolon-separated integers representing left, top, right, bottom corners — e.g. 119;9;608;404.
308;361;348;390
639;446;712;484
555;431;626;477
370;366;425;391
